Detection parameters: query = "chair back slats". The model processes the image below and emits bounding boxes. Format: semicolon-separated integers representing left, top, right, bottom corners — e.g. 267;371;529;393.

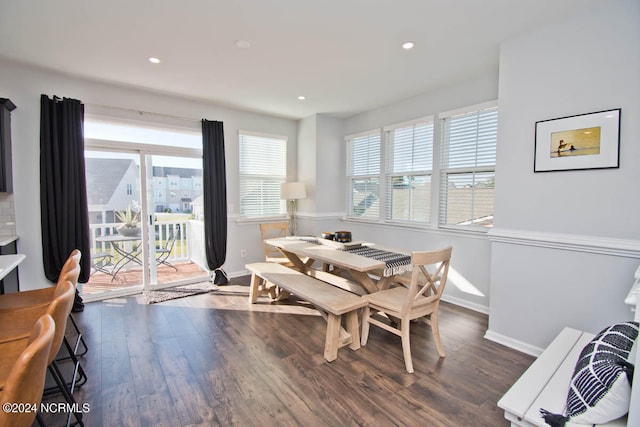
404;246;452;315
164;225;180;250
260;222;289;260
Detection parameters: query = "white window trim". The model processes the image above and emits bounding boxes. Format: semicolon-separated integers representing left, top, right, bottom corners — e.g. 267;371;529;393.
238;129;287;140
439;100;498;119
383;115;434;132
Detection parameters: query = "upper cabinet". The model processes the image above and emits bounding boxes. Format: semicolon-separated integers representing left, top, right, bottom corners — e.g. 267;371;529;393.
0;98;16;193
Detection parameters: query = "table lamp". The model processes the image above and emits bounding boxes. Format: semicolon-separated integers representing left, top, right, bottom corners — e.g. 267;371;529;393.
281;182;306;235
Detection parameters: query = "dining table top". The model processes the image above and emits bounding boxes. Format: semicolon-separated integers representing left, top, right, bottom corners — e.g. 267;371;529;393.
265;237;409;273
265;236;413;294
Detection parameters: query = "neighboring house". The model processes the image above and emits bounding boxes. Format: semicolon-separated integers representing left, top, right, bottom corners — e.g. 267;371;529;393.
87;160;203;221
152;166;202;213
85;158;140;224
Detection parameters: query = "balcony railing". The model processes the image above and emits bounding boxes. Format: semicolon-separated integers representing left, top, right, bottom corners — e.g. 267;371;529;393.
89;220;191;265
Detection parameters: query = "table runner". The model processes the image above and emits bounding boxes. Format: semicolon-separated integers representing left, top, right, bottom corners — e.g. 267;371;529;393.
340;246;412;277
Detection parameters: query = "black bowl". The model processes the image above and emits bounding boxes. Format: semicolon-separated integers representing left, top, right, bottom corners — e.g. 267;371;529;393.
334;231;352;243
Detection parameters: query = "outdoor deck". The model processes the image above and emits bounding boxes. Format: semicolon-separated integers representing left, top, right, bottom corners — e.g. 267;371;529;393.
82;261;208;296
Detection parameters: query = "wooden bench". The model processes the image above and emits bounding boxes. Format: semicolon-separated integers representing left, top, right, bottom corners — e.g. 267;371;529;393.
498;327;627;427
246;262;367;362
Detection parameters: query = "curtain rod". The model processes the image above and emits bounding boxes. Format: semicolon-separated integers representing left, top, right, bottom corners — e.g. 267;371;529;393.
85;103;204;124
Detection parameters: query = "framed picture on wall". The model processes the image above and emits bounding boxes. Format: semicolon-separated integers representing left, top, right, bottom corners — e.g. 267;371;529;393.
534;108;621;172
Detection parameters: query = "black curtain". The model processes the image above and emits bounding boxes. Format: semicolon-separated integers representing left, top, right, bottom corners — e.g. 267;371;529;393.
202;119;228;283
40;95;91;288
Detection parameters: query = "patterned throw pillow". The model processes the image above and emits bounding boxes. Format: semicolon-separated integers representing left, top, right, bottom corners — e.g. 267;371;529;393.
540;321;638;427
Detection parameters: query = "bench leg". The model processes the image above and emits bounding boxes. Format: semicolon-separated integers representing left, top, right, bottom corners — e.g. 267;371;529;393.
249;273;261;304
324;314;342;362
345;311;361;351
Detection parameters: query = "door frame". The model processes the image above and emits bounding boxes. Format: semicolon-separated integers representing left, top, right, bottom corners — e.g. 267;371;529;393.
84;138;204;299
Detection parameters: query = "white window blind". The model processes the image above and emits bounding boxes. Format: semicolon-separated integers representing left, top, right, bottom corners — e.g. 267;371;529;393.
239;132;287;218
385;119;434;223
439;105;498;229
346;130;380;219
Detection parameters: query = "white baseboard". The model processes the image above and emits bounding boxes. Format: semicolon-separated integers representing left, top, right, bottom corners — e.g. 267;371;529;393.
81;285;143;303
441;295;489;315
483;329;544;357
227;269;250;278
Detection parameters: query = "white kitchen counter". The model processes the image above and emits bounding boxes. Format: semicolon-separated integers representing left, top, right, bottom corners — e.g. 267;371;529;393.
0;235;18;247
0;253;25;281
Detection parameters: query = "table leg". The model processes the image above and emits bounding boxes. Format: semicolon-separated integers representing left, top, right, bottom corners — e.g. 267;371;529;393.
109;242;143;281
377;275;393;290
346;270;380;294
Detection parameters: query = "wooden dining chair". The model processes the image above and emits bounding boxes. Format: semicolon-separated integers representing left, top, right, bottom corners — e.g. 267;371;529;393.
0;314;55;427
361;246;452;373
259;221;291;264
0;250;87;358
256;222;295;300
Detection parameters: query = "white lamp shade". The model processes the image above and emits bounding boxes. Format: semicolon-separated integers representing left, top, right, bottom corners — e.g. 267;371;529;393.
281;182;307;200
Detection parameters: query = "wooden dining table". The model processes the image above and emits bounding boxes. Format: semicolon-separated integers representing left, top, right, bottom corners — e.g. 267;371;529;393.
264;237;412;294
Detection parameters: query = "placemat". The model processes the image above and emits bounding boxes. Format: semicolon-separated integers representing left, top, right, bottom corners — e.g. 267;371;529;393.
340;246;412;277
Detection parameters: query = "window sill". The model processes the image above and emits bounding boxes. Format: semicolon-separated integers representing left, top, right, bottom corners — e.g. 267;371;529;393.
341;216;491;239
235;215;288;225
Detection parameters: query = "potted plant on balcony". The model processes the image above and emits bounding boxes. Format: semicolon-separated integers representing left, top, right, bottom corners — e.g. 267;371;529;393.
116;205;141;237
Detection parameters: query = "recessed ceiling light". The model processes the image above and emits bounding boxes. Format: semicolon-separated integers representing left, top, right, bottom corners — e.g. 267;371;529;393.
148;57;161;64
402;41;415;50
235;40;251;49
297;96;306;100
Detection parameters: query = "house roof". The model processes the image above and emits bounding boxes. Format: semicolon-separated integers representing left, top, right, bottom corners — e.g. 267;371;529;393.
85;158;134;205
153;167;202;179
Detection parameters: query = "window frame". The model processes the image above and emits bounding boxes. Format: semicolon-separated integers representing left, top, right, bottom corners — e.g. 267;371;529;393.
345;129;382;221
383;116;434;226
238;130;288;219
438;101;498;232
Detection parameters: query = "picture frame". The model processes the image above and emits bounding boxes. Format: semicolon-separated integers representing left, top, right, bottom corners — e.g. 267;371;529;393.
534;108;621;173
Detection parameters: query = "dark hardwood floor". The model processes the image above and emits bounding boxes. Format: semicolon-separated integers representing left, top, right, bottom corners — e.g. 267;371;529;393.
41;276;534;426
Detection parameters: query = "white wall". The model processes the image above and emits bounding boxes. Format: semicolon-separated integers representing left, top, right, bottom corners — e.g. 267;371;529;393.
0;59;298;289
297;115;317;215
486;0;640;354
295;114;345;237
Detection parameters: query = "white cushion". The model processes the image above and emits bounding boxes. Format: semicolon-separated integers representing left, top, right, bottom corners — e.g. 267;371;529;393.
541;321;638;426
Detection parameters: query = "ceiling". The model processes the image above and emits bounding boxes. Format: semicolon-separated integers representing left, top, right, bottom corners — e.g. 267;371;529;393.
0;1;598;120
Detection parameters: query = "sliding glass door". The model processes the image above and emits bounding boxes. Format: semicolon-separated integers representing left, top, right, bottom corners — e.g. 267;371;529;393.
82;140;208;301
85;149;145;298
146;153;206;290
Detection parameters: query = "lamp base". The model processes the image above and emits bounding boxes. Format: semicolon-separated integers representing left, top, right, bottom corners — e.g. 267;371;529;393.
286;199;297;236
